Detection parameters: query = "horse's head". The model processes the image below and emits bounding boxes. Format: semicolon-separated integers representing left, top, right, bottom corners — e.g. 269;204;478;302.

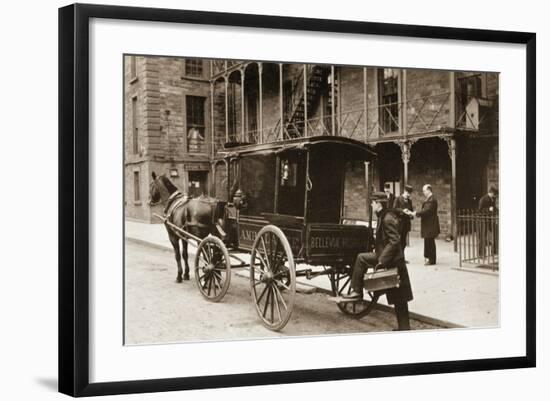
148;172;178;206
148;172;162;206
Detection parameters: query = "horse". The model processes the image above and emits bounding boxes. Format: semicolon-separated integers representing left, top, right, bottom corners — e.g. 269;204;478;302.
148;172;224;283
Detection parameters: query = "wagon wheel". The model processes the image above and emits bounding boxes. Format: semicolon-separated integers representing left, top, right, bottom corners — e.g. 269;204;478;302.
250;225;296;331
330;267;379;318
194;235;231;302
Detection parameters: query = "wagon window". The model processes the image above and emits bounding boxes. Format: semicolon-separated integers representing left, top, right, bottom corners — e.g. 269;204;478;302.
342;161;369;222
277;151;306;217
280;159;297;187
239;154;276;217
306;147;345;224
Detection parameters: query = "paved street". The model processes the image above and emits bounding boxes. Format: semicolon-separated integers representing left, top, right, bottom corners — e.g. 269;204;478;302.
126;220;499;328
124;240;441;344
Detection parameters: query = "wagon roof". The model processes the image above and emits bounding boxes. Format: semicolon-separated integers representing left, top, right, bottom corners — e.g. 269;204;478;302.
218;136;377;159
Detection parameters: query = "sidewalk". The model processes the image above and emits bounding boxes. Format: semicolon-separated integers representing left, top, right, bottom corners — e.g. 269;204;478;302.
125;220;499;328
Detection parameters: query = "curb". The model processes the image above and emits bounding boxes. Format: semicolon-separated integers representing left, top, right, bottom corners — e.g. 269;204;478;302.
452;266;499;276
126;236;176;253
126;235;464;329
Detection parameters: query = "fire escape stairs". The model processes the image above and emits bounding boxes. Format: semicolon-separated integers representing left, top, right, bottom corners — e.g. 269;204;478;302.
273;64;328;140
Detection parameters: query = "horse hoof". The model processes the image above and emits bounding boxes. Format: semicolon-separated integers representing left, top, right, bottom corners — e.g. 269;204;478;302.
176;277;183;283
183;275;190;281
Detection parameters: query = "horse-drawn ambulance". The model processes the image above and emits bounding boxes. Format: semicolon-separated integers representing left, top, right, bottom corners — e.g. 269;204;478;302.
152;136;379;331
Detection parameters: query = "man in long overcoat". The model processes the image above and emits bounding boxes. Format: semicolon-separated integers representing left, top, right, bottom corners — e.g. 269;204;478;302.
478;185;498;256
409;184;440;265
342;192;413;330
393;184;414;257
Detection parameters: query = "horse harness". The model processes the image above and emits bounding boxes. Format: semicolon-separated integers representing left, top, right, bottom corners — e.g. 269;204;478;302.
163;191;190;220
164;191;226;235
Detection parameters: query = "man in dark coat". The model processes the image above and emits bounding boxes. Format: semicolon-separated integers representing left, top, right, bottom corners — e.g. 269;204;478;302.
408;184;440;265
342;192;413;330
393;184;414;256
479;186;498;213
383;183;395;209
478;186;498;256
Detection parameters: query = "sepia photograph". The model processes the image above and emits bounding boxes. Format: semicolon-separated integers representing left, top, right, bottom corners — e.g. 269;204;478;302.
123;55;499;344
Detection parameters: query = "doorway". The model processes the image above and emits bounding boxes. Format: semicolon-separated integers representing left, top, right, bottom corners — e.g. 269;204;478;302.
188;171;208;197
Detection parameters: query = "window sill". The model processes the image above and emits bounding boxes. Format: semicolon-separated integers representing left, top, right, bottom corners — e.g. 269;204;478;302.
180;75;209;82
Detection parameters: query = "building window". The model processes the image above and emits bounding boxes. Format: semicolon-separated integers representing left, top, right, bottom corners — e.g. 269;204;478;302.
133;171;140;201
186;96;206;153
132;97;139;154
378;68;400;134
185;59;203;77
458;74;483;111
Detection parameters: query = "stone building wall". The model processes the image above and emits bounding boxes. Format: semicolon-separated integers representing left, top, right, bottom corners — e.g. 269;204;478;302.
124;56;212;222
408;139;452;236
124;57;498;230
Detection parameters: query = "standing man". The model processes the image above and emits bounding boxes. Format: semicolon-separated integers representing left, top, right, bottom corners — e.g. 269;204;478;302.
478;185;498;257
479;185;498;213
383;183;395;209
394;185;414;259
342;192;413;330
408;184;440;265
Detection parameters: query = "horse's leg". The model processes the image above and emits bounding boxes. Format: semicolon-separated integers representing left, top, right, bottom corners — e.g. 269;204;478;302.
181;238;190;281
168;230;183;283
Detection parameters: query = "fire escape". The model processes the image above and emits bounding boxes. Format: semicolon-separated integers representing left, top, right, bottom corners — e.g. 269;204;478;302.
276;64;330;139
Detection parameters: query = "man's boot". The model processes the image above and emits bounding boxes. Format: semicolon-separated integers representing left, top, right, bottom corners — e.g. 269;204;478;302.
394;302;411;330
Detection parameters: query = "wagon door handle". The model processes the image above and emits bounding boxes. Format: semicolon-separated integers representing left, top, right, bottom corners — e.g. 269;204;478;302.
306;176;313;191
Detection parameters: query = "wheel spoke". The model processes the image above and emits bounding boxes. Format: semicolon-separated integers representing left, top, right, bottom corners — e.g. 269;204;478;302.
260;237;271;271
212;276;218;296
198;254;209;267
207;274;213;296
337;277;351;295
272;285;283;322
206;243;213;262
262;287;272;318
212;271;223;288
278;281;291;292
201;248;211;264
256;283;269;304
254;251;270;273
198;273;207;289
273;270;287;278
336;274;349;283
273;284;288;311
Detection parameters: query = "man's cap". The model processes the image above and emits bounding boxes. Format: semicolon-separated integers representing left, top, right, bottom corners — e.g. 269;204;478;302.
488;185;498;195
384;183;391;189
404;184;413;193
371;191;389;203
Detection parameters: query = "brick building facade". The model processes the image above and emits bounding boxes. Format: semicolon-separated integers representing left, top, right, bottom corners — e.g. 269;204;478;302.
125;56;499;239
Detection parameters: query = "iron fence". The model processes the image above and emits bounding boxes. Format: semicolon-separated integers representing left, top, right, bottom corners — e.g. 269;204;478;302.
457;209;499;271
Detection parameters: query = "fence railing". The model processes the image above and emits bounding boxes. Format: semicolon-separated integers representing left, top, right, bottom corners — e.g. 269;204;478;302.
457;209;499;271
212;93;498;152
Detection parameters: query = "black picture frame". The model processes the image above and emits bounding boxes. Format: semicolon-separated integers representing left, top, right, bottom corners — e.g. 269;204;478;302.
58;3;536;397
